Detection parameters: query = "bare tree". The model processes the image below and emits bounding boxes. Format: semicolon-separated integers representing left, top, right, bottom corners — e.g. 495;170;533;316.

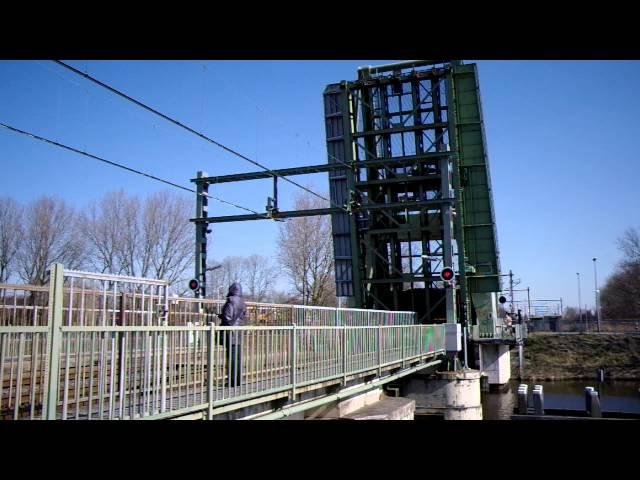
117;194;144;277
80;190;130;274
0;197;22;282
270;290;299;305
563;306;579;321
242;254;278;302
601;264;640;319
277;192;336;306
601;226;640;319
207;256;247;299
83;190;193;288
18;196;86;284
143;191;193;286
618;227;640;264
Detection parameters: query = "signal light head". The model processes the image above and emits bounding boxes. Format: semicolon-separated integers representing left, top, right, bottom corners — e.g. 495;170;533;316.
440;267;455;282
188;279;200;291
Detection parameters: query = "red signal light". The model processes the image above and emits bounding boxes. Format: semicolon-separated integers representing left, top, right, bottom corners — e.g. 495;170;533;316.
440;268;455;282
188;279;199;291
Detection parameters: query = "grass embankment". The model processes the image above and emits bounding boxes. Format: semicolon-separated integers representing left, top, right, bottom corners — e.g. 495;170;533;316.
513;333;640;381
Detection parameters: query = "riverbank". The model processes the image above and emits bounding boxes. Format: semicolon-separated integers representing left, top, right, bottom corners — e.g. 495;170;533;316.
512;333;640;381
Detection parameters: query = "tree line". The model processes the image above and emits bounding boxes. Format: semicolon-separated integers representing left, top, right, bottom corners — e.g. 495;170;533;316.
600;227;640;319
561;228;640;320
0;190;337;306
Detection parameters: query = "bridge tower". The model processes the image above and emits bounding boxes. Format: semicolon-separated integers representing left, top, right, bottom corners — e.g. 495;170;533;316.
190;60;509;385
323;60;501;332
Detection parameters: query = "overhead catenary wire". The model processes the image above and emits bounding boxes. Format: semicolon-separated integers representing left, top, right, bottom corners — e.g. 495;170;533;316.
0;122;259;215
53;60;344;211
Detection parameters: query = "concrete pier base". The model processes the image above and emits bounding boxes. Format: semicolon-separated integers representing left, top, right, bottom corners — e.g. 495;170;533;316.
439;370;483;420
404;369;483;420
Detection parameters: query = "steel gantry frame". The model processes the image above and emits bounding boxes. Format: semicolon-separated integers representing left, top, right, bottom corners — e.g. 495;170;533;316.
190;60;501;331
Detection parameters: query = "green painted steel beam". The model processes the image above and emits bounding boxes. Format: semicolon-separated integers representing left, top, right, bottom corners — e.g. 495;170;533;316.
355;175;441;187
192;154;451;185
358;60;448;74
352;122;449;139
452;63;501;294
193;163;337;183
191;199;456;224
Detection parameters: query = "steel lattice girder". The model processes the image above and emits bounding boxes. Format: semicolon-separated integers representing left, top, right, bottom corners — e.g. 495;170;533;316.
324;61;501;323
187;61;501;326
324;63;457;321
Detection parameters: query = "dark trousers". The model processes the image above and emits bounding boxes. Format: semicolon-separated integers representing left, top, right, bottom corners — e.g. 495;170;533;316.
226;344;242;387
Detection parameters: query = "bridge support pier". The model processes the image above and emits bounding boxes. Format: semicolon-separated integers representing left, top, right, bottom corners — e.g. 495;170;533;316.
479;344;511;386
439;370;483;420
405;369;482;420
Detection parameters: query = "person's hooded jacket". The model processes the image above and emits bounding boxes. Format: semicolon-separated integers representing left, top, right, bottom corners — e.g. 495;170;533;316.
219;282;247;345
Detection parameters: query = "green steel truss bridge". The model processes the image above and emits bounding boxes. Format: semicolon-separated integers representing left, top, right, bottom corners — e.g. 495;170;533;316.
191;60;505;370
0;61;514;420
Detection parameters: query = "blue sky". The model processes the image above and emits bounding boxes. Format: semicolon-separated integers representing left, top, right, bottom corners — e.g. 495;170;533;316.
1;60;639;310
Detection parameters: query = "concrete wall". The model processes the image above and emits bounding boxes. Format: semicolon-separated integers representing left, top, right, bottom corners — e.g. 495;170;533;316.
304;389;415;420
305;389;383;419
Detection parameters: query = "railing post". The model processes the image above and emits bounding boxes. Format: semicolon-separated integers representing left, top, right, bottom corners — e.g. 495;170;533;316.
401;326;406;369
161;323;167;414
342;324;347;385
207;323;215;419
45;263;64;420
290;324;297;400
377;325;382;377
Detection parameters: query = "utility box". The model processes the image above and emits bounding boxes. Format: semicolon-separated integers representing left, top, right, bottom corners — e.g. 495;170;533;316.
445;323;462;352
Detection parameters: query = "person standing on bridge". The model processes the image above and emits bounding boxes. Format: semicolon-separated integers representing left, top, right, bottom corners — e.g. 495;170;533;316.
219;282;247;388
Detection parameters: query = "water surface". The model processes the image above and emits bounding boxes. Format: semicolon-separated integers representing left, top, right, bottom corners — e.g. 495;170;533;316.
482;379;640;420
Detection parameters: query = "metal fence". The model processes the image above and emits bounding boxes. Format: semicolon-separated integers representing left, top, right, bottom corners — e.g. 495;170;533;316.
0;284;49;326
169;299;416;327
1;264;442;420
1;284;415;329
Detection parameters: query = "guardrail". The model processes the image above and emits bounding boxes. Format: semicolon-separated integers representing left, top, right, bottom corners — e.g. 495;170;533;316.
1;323;445;420
0;284;49;326
1;288;416;328
1;264;439;420
169;299;416;327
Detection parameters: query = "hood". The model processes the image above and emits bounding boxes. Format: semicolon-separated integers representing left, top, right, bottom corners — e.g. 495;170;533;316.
227;282;242;297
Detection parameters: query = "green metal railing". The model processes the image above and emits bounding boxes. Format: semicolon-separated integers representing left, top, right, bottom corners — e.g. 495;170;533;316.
0;324;445;420
0;264;442;420
170;299;416;327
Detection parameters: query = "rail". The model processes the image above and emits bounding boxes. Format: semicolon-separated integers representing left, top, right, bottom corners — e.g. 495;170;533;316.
0;264;438;420
0;285;416;327
1;323;446;420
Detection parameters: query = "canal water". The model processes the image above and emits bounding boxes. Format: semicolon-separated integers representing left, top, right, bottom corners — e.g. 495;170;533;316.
482;379;640;420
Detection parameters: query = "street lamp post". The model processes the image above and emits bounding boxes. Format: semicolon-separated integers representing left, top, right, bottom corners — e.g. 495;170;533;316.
577;272;582;330
593;258;601;333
